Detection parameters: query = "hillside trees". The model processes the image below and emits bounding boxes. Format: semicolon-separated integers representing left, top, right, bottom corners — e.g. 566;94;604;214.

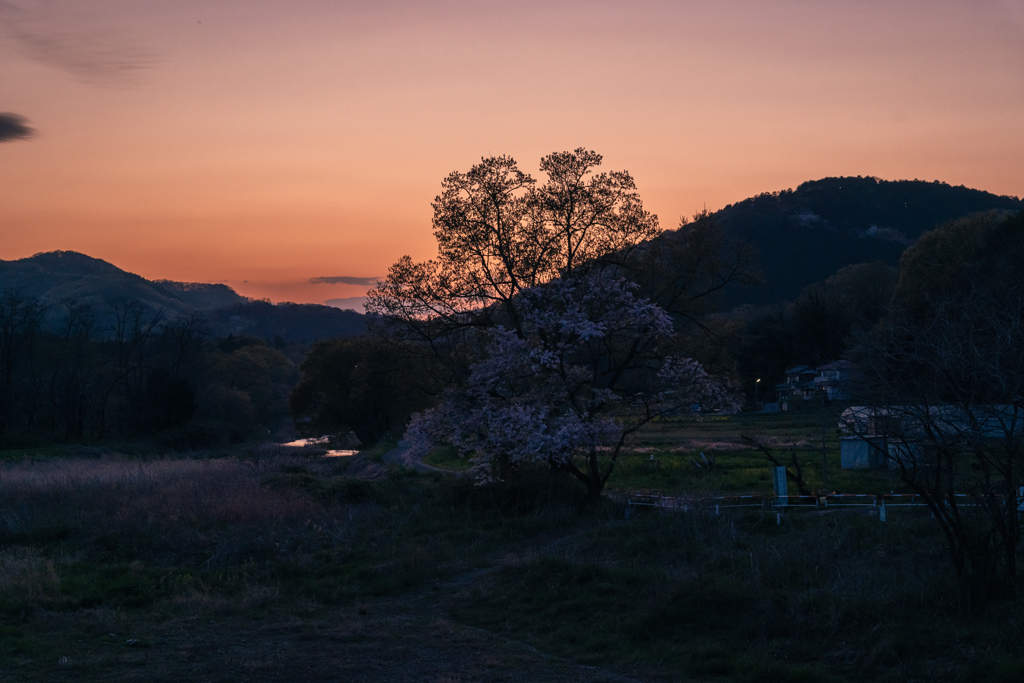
0;291;299;446
624;209;761;329
617;209;761;379
369;149;739;499
187;336;297;445
289;336;439;446
96;299;166;438
734;260;898;399
888;209;1023;322
710;176;1024;307
0;288;44;437
35;298;97;438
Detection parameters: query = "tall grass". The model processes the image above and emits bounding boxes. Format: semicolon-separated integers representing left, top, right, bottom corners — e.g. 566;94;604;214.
451;503;1023;681
0;456;326;559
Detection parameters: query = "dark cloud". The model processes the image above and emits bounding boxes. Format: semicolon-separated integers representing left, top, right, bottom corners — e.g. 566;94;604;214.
0;1;155;85
310;276;381;286
0;113;33;142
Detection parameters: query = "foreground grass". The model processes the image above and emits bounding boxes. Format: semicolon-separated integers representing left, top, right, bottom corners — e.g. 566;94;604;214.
0;450;1021;681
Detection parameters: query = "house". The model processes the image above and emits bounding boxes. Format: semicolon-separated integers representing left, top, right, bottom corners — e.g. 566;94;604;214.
776;365;819;405
813;360;859;401
777;361;861;410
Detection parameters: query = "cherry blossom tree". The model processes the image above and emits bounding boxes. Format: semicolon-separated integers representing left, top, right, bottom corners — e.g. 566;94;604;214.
407;272;733;503
368;149;736;500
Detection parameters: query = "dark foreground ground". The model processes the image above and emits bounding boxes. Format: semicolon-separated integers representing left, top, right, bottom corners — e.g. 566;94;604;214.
12;589;639;682
1;442;1023;682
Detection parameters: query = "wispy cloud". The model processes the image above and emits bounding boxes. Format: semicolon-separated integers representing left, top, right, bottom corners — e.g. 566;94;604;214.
309;276;381;286
0;112;33;141
0;1;155;86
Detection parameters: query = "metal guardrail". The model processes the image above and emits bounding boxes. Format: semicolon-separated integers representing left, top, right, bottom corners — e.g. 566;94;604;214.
627;492;998;513
627;493;765;511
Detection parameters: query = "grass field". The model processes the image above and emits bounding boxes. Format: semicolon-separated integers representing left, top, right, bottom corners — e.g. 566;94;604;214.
1;434;1021;682
423;410;908;497
0;417;1019;683
611;411;910;496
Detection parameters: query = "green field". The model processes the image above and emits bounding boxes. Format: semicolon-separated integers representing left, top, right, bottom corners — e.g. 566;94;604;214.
423;410;909;497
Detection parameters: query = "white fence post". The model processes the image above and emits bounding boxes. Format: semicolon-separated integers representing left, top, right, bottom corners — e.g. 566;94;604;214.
773;466;788;507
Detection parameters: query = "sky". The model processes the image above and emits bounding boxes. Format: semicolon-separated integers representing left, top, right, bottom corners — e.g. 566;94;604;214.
2;0;1023;307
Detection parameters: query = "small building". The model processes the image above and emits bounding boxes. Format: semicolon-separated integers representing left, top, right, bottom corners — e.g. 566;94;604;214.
887;440;926;470
840;436;887;469
840;404;1024;439
839;406;877;434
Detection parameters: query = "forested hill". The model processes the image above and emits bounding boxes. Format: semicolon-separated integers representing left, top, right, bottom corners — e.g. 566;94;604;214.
0;251;366;342
0;250;224;316
708;177;1023;306
205;300;365;342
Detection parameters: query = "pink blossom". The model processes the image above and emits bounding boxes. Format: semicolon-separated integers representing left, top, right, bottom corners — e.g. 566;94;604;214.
406;271;736;494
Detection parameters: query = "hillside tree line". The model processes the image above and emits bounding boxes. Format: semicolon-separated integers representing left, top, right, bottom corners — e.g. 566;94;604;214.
0;290;297;447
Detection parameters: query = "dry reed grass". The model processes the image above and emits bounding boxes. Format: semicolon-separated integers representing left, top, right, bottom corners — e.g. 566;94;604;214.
0;453;394;578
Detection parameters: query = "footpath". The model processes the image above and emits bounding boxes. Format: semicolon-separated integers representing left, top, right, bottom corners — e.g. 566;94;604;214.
380;439;458;475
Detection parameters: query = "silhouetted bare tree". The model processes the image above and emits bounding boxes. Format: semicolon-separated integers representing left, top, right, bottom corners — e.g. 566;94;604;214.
854;211;1024;603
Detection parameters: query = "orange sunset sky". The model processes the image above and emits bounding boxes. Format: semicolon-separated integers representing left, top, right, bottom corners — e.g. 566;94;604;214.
2;0;1023;307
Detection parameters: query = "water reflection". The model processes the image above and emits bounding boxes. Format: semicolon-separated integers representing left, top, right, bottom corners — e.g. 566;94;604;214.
280;437;358;457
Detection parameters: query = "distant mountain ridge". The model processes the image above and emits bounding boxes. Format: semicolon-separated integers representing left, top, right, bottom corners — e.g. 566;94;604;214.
0;250;212;314
154;279;251;310
705;176;1023;306
5;176;1020;333
0;251;365;342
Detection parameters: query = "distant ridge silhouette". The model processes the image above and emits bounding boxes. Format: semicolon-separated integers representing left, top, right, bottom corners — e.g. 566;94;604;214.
698;176;1023;306
0;251;365;342
5;177;1019;330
